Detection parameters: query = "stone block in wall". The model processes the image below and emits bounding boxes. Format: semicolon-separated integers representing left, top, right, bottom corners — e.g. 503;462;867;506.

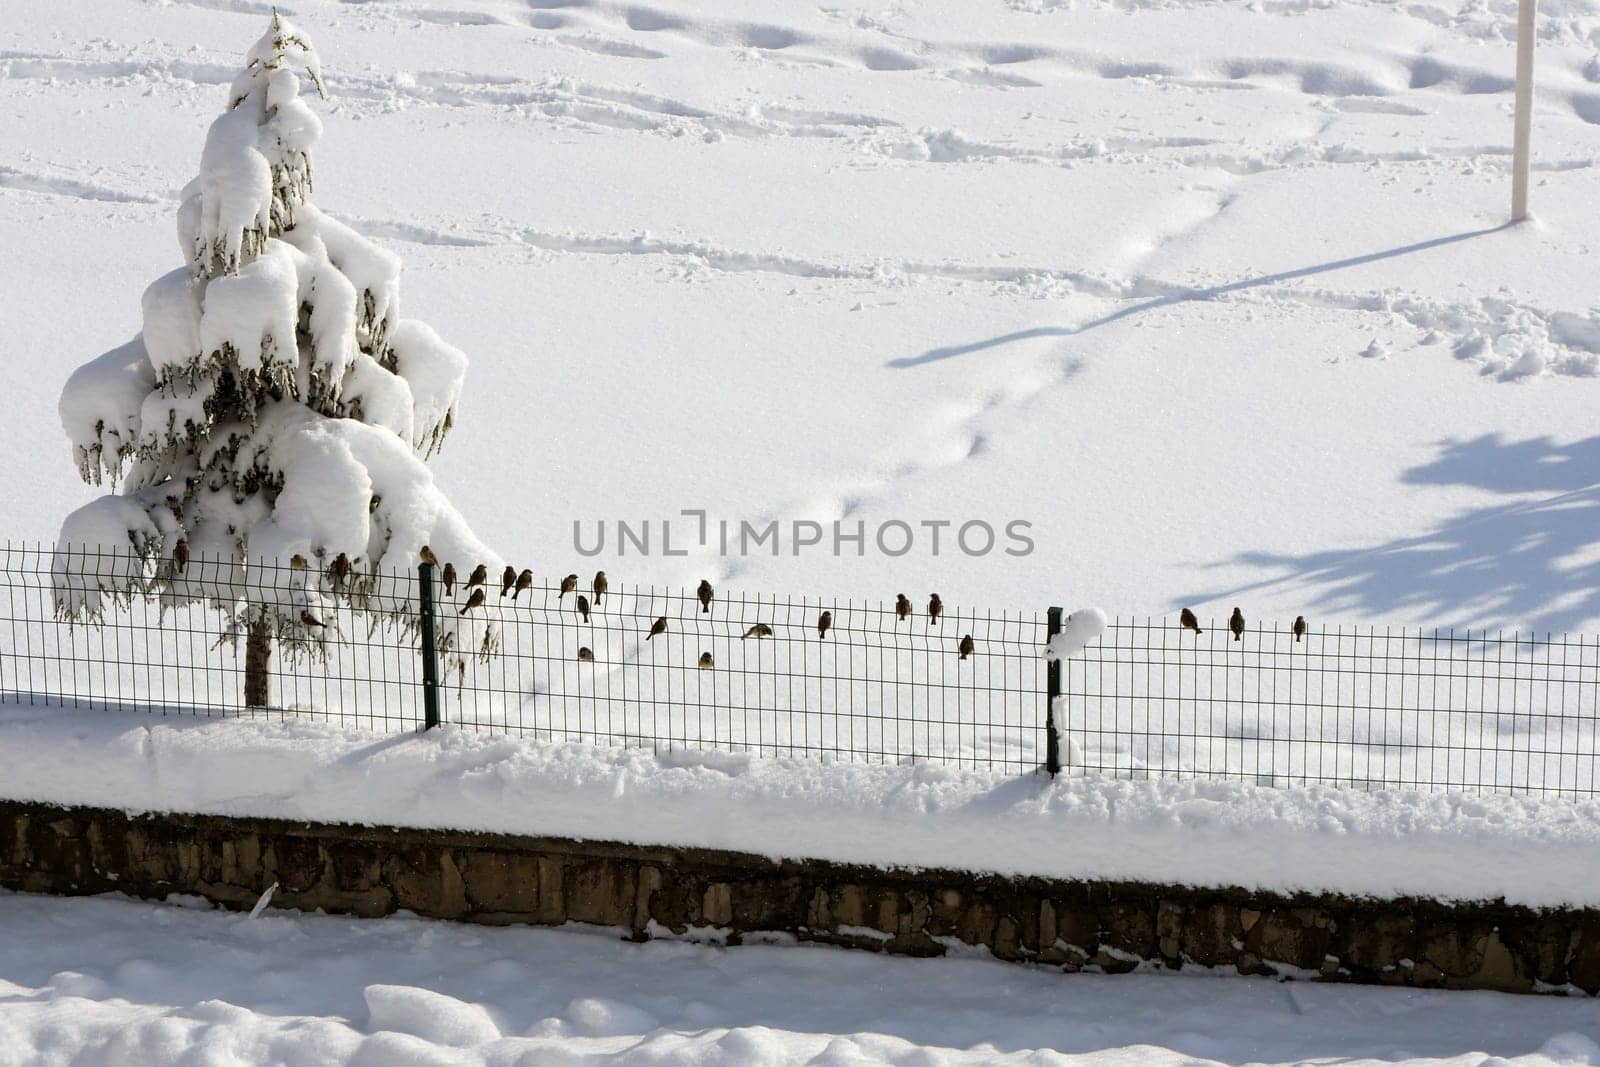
1416;920;1495;984
1181;903;1242;969
384;846;467;919
1569;922;1600;994
928;888;964;933
536;857;565;924
1246;908;1336;973
1100;901;1156;961
634;866;662;937
702;882;733;927
1465;929;1532;994
1037;899;1097;966
956;899;998;952
34;814;92;892
318;840;394;917
1;812;29;880
730;875;803;932
565;858;637;928
460;849;543;919
1336;911;1416;979
1156;900;1185;962
1501;915;1572;990
263;835;326;895
120;821;180;890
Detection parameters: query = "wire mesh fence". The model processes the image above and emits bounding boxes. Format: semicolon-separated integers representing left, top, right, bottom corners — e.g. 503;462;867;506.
1;542;1597;797
451;585;1046;771
1063;617;1600;799
0;543;1047;772
2;543;426;733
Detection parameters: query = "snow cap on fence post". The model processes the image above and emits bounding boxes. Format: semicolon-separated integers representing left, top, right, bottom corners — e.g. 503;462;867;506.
1043;607;1107;662
1042;606;1105;777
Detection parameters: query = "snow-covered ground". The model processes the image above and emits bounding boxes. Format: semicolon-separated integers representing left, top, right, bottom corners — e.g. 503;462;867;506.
7;0;1600;1060
1;888;1598;1066
6;0;1600;632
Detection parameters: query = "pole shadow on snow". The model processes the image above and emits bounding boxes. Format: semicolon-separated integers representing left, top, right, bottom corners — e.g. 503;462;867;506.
1180;433;1600;635
887;224;1511;369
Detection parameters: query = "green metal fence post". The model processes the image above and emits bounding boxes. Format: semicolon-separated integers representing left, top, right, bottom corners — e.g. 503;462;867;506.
418;562;441;730
1045;605;1063;776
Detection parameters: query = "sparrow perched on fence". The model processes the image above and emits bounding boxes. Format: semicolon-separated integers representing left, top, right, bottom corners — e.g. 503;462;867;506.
958;634;975;660
895;594;911;623
442;562;456;596
290;554;308;572
299;609;324;629
513;569;533;599
697;579;713;614
817;611;832;639
647;616;668;640
1180;608;1202;635
592;571;608;604
459;588;486;615
559;574;578;600
171;538;188;575
576;594;591;623
742;623;773;640
1229;608;1245;642
578;646;594;662
1292;615;1307;642
467;564;488;590
328;552;351;587
928;594;943;626
699;651;714;670
420;545;440;568
500;565;517;597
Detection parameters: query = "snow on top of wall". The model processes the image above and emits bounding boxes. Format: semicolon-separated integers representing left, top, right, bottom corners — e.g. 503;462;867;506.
3;703;1596;910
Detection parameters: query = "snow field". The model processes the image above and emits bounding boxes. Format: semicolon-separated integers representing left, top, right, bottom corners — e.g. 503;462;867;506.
1;889;1598;1066
7;1;1600;1057
5;0;1600;631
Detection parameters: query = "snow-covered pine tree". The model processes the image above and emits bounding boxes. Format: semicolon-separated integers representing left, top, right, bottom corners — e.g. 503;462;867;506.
53;14;499;705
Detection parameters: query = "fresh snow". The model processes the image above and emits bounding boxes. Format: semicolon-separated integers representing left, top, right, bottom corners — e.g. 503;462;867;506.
1043;606;1108;660
0;889;1597;1066
6;0;1600;1059
4;702;1599;909
4;0;1600;634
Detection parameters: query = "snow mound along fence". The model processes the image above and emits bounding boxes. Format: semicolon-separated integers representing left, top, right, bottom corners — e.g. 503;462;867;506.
4;542;1598;799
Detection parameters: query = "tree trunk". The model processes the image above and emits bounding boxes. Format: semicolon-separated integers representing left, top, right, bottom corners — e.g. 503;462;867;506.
245;616;273;708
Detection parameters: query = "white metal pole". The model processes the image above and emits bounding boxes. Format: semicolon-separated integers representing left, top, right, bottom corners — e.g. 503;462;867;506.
1511;0;1537;221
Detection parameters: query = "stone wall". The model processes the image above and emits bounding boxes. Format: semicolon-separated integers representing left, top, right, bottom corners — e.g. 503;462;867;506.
1;798;1596;995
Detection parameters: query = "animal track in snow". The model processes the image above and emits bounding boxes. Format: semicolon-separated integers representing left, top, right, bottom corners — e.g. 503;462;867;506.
0;165;164;205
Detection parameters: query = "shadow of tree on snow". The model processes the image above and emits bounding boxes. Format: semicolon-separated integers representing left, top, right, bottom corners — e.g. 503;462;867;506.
1182;433;1600;635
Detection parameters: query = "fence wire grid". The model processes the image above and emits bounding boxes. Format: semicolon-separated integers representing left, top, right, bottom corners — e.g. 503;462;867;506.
1;543;1045;772
1;543;1597;797
1065;618;1599;798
